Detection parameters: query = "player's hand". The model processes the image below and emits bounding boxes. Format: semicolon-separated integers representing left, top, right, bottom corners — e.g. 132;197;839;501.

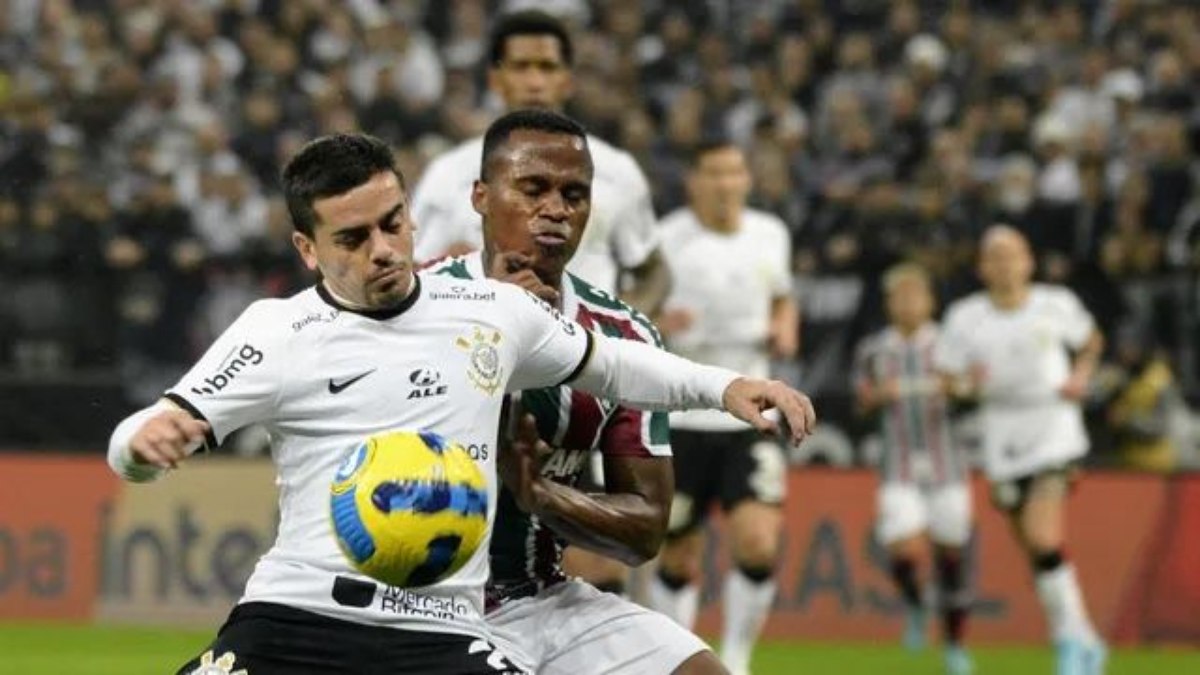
498;413;553;514
128;410;210;470
722;378;816;446
490;251;559;305
877;378;902;404
1059;371;1090;401
654;308;694;337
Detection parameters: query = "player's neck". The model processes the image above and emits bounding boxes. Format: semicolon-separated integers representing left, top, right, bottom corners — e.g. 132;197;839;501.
321;278;414;311
894;322;924;338
696;208;741;234
988;285;1030;310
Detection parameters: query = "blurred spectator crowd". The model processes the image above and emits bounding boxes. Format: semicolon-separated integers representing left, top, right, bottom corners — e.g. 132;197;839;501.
1;0;1198;465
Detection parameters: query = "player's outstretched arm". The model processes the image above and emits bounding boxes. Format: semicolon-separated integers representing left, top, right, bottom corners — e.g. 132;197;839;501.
498;414;670;565
107;401;211;482
570;332;816;445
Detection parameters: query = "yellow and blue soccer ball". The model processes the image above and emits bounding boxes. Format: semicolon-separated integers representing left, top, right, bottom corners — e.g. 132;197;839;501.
330;430;488;588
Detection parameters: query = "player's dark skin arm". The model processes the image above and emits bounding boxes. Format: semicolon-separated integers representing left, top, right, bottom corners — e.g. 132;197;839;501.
619;250;671;317
500;414;672;565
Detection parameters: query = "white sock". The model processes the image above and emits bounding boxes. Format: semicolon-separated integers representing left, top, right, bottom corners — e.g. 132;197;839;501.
1035;563;1098;644
648;573;700;630
720;569;776;675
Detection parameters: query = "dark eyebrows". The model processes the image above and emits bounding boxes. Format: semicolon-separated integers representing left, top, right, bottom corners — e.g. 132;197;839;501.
330;200;406;239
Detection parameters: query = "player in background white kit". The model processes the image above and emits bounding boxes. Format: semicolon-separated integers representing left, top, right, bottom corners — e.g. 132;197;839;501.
104;133;817;674
410;10;668;316
647;140;799;675
428;109;728;674
854;263;973;675
935;226;1106;675
410;10;670;593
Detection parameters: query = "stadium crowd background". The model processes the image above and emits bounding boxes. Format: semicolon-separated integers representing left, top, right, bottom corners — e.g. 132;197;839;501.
1;0;1198;470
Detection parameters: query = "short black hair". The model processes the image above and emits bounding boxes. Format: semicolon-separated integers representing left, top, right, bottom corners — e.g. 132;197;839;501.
489;10;573;66
480;109;590;181
688;136;741;167
282;133;402;236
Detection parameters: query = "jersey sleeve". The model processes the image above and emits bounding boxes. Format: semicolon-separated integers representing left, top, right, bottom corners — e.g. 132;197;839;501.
1054;287;1096;349
165;300;287;446
599;311;671;458
933;304;972;375
502;285;593;392
609;159;659;269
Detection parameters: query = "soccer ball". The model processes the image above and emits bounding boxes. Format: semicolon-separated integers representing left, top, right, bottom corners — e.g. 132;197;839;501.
329;429;488;588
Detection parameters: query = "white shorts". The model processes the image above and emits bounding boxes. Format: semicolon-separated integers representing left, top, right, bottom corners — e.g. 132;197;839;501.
487;579;709;675
981;403;1088;481
876;482;972;547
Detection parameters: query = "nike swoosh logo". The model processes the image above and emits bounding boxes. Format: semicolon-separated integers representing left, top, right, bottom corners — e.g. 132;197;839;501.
328;369;376;394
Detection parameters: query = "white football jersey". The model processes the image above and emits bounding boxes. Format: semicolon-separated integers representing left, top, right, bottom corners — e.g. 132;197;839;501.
934;284;1096;480
165;273;590;638
658;207;792;431
409;134;658;294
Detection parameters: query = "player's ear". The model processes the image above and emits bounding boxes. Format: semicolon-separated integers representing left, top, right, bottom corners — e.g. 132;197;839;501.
292;231;320;271
471;179;488;218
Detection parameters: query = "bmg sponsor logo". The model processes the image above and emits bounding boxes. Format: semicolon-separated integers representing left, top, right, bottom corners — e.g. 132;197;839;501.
190;344;264;396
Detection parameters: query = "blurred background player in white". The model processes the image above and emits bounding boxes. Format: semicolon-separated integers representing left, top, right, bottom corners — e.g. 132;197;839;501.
411;11;670;593
854;263;973;675
935;226;1107;675
647;139;798;675
427;109;727;674
410;10;668;315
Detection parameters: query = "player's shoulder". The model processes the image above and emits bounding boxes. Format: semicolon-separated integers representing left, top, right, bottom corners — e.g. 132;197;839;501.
743;207;789;233
567;272;662;346
1030;283;1082;307
586;135;642;175
421;253;480;281
658;208;699;236
236;288;334;340
415;137;482;188
942;291;992;324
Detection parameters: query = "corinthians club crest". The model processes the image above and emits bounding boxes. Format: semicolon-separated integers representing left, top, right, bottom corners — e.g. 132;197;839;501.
188;650;248;675
457;327;503;395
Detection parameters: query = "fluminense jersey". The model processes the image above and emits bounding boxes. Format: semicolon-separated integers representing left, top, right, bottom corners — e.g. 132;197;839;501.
164;272;591;639
658;207;792;431
853;323;963;485
934;284;1096;481
426;252;670;598
410;134;658;294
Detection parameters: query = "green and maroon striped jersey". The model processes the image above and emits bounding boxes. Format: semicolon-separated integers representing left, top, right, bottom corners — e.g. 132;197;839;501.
424;253;670;596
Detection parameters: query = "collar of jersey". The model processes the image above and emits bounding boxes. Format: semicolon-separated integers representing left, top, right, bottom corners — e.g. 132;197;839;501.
316;274;421;321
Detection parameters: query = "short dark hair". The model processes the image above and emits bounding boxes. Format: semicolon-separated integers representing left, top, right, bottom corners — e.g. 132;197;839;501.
688;136;741;167
282;133;402;236
480;109;590;181
489;10;573;66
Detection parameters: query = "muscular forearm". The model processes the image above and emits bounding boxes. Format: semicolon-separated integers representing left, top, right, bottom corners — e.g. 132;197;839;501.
530;481;665;566
1072;330;1104;378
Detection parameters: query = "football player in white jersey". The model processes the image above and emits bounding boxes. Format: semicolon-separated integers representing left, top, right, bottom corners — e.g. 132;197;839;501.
426;109;727;674
106;132;815;675
854;263;972;675
646;140;798;675
410;10;667;315
410;10;670;593
935;226;1106;675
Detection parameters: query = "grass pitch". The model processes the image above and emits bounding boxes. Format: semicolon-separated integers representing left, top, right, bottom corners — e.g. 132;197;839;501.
1;623;1196;674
